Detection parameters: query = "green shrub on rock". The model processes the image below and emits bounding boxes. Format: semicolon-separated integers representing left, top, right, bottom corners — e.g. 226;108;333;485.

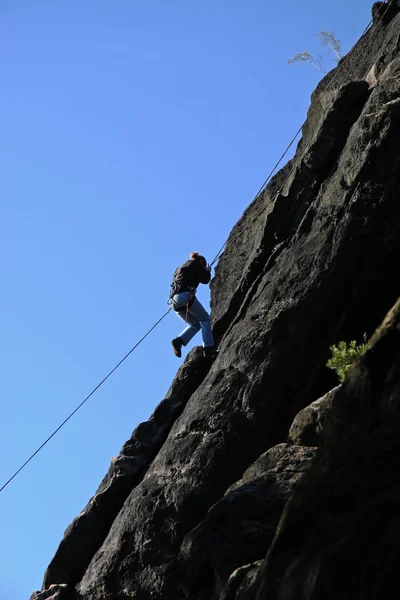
326;334;368;382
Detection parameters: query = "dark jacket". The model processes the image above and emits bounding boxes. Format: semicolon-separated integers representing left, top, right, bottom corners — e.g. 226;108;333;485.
170;259;211;296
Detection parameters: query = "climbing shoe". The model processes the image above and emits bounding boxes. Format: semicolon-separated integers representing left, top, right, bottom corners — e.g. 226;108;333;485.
171;337;183;357
203;346;218;360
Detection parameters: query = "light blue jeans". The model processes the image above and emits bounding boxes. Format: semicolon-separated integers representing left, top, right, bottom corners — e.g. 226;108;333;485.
169;292;214;348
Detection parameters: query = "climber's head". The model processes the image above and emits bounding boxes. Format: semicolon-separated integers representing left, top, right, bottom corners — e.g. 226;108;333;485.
190;251;207;267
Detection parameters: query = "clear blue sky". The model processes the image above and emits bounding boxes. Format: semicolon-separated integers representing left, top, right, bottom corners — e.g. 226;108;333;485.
1;1;372;598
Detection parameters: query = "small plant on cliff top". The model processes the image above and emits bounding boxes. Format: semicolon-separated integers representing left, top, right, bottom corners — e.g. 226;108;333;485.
288;29;342;74
326;334;368;383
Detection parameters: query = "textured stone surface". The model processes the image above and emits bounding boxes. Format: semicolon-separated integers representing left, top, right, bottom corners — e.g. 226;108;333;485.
31;585;69;600
222;562;262;600
43;347;210;590
288;385;341;447
32;11;400;600
176;444;316;600
372;1;400;25
253;298;400;600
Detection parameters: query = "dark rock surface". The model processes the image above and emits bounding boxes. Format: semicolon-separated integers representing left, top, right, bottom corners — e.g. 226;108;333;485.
176;444;316;599
288;385;341;447
372;1;400;25
222;561;262;600
36;9;400;600
31;585;69;600
253;298;400;600
42;347;210;590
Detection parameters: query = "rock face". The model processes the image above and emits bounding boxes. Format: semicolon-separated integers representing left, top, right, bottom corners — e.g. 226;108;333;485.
177;444;317;600
33;7;400;600
288;385;341;447
41;347;210;590
253;299;400;600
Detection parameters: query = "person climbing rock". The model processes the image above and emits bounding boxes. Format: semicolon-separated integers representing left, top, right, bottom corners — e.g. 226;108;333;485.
168;252;216;359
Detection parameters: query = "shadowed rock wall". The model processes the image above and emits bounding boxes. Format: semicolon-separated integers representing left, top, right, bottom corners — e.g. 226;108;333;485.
252;298;400;600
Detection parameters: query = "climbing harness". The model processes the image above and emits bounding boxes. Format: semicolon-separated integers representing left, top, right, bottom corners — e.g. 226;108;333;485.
168;286;196;322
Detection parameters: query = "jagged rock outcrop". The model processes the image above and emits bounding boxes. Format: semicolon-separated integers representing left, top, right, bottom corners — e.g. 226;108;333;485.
288;385;341;447
31;584;69;600
33;6;400;600
176;444;316;600
41;347;210;590
372;0;400;25
252;298;400;600
222;562;262;600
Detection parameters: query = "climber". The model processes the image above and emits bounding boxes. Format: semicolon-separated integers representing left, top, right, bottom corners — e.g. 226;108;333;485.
168;252;216;359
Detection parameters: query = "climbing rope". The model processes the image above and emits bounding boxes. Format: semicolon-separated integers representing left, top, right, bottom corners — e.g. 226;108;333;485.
0;309;171;494
209;12;385;267
0;6;391;495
